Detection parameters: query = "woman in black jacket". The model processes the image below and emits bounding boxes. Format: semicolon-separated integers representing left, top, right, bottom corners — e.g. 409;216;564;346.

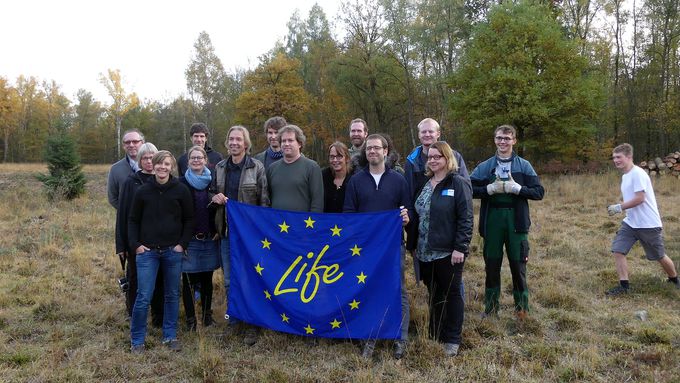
115;142;165;325
322;142;352;213
406;141;473;357
128;151;194;353
179;146;220;330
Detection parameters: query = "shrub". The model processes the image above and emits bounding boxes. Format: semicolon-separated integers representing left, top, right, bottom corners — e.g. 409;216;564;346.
36;132;86;201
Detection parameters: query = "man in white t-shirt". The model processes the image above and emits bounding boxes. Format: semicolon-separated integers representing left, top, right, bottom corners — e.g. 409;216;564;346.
606;143;679;295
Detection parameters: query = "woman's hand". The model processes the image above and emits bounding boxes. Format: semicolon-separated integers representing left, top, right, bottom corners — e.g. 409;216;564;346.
173;244;184;253
211;193;228;205
451;250;465;265
136;245;150;254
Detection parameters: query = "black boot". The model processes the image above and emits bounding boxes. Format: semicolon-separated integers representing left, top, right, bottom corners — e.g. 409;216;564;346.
186;316;197;332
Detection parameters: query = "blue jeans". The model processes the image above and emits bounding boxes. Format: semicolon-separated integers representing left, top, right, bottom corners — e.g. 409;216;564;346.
220;238;240;324
130;247;182;346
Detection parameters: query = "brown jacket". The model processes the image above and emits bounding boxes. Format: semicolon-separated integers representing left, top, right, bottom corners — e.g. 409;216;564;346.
210;155;270;237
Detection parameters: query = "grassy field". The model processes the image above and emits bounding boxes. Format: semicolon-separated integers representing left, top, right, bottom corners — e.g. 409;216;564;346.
0;163;679;382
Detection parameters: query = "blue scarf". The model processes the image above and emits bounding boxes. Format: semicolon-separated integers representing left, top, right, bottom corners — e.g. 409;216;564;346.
185;167;212;190
267;147;283;159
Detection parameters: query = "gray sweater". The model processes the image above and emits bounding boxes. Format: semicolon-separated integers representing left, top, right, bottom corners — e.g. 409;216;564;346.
266;156;324;212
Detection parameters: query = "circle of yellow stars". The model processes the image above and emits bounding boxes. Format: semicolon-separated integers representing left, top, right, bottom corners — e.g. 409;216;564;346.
255;216;371;334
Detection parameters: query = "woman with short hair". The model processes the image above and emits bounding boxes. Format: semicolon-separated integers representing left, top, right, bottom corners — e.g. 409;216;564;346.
128;151;194;353
115;142;164;324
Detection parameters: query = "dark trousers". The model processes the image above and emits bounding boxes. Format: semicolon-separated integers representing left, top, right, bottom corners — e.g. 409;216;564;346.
126;252;164;325
181;271;214;323
420;257;465;344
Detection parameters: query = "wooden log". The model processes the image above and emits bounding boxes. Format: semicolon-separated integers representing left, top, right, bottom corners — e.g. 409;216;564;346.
673;163;680;171
640;161;647;168
650;170;658;176
654;157;664;168
648;161;657;170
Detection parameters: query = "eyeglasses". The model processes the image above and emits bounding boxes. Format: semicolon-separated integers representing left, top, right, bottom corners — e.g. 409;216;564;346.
190;156;205;161
495;136;514;142
123;139;142;145
365;146;385;152
329;154;344;160
427;154;444;161
140;156;154;162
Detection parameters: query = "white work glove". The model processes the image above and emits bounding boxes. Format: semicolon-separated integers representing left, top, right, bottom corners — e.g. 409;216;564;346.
607;204;622;216
503;175;521;194
486;179;505;195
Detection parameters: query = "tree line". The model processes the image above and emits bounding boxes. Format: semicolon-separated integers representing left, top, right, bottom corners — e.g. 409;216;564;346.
1;0;679;167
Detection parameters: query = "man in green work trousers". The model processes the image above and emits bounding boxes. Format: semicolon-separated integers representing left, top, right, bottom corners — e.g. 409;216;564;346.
470;125;544;319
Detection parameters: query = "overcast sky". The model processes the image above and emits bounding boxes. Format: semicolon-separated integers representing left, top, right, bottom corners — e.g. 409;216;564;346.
1;0;342;103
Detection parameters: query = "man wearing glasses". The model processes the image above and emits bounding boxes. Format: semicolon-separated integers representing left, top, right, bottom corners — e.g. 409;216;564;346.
177;122;224;175
343;134;411;360
107;129;145;209
470;125;544;320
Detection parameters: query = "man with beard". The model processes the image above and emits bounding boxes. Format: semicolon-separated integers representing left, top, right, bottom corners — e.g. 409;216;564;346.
343;134;411;360
255;116;287;169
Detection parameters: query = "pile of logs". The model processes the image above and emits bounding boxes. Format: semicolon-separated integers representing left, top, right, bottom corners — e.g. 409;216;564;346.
639;152;680;177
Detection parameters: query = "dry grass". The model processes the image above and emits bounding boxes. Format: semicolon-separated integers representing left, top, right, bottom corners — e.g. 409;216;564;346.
0;165;679;382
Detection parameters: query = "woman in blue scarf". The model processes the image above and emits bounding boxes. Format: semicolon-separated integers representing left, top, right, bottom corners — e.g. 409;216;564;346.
180;145;220;330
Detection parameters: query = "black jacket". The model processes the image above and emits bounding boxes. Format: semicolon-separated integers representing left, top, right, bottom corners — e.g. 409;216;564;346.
115;171;154;254
128;176;195;251
406;173;473;254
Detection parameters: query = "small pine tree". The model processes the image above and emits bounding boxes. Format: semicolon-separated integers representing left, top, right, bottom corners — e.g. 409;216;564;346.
37;132;87;201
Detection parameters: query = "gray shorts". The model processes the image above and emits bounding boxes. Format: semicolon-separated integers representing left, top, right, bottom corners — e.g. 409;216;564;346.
611;222;666;261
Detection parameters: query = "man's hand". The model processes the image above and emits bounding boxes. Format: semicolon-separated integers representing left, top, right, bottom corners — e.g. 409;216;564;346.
451;250;465;265
173;244;184;253
399;206;409;226
503;175;522;195
211;193;228;205
607;204;623;216
135;245;150;254
486;179;505;195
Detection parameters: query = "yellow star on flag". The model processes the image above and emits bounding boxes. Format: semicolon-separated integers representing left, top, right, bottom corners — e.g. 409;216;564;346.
330;319;342;329
349;299;360;310
304;216;316;228
278;221;290;233
350;244;362;256
264;290;272;300
281;313;290;323
261;238;271;250
330;225;342;236
304;324;315;334
356;272;367;284
255;263;264;275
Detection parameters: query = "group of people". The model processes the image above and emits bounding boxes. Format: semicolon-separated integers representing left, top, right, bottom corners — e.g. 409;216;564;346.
107;116;678;358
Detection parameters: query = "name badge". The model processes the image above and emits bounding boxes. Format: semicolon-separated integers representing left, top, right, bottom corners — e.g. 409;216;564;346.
441;189;455;197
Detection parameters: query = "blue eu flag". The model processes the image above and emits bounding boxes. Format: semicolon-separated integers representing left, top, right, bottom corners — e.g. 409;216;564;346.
227;202;403;339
